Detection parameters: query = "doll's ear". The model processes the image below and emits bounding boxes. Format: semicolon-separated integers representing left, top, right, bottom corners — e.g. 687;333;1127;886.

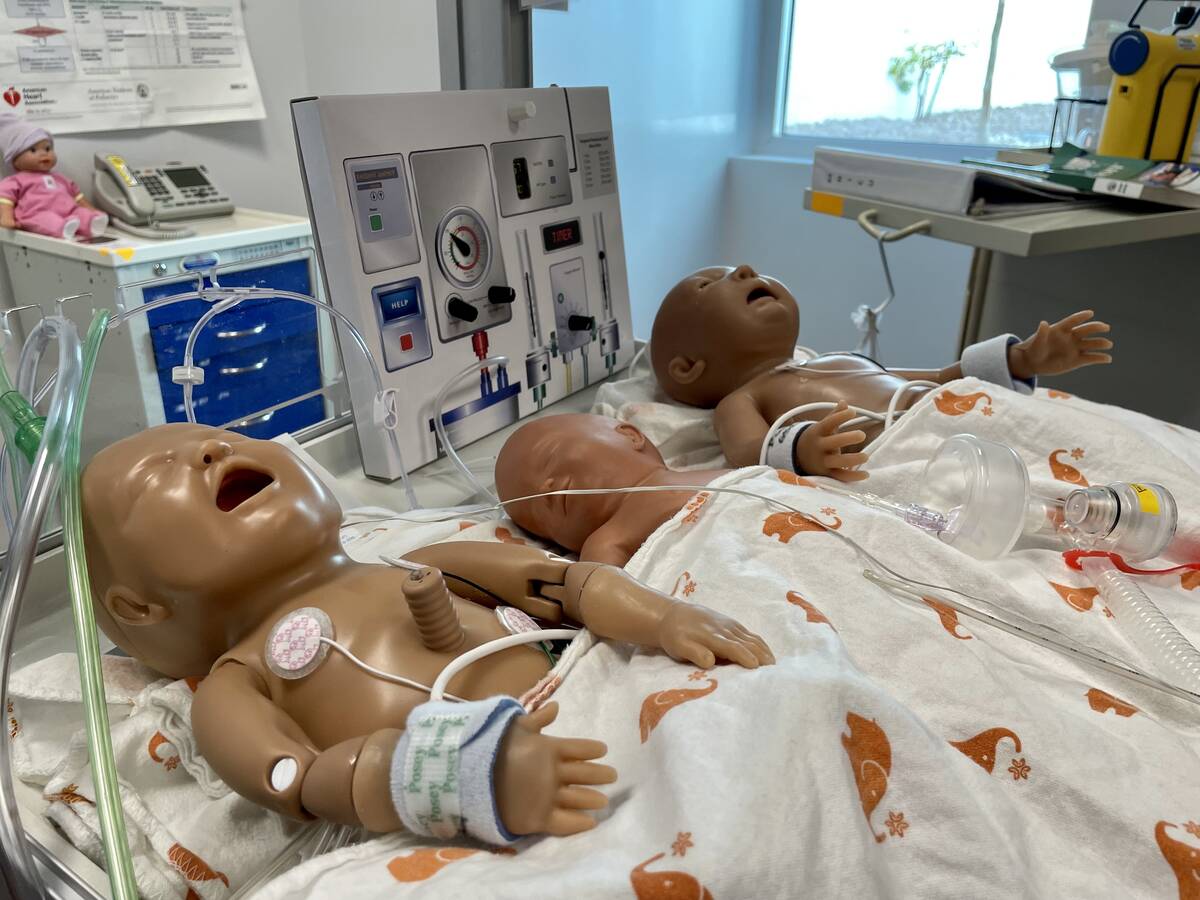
103;586;170;627
614;422;647;451
667;355;705;386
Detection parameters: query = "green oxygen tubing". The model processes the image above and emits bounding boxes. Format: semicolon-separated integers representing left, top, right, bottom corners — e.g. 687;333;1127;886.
0;265;418;898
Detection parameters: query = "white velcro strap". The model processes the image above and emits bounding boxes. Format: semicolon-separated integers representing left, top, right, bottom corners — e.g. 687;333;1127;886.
960;333;1036;395
762;422;814;472
390;697;524;845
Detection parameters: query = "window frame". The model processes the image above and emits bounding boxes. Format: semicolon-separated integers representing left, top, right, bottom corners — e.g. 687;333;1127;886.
756;0;1049;163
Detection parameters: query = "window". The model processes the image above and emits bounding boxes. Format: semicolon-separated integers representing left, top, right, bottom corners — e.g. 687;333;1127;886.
777;0;1095;149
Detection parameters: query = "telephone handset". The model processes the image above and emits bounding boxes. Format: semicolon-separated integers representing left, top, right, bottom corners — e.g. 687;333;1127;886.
93;154;233;240
93;154;156;223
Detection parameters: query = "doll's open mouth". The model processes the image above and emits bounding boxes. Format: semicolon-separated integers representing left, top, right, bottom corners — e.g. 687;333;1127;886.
746;285;775;304
216;467;275;512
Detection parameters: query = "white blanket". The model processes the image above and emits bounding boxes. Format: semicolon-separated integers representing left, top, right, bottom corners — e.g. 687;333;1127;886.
252;379;1200;899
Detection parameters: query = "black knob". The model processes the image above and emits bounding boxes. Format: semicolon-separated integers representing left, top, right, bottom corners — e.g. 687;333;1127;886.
488;285;516;304
447;296;478;322
568;314;595;332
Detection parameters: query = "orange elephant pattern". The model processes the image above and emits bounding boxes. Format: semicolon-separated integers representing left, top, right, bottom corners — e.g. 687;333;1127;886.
1049;449;1089;486
167;843;229;889
630;852;713;900
775;469;816;487
787;591;836;631
46;783;92;806
1156;821;1200;900
1183;571;1200;591
183;675;204;693
681;492;712;525
949;727;1022;774
1086;688;1138;717
842;712;896;842
922;597;972;640
388;847;481;882
762;510;841;544
934;389;993;417
494;526;527;545
1050;581;1100;613
1048;389;1072;399
148;731;180;771
671;571;698;599
639;673;718;743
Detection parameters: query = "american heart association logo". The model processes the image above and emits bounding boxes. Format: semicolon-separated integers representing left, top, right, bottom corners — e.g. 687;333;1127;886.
3;88;20;108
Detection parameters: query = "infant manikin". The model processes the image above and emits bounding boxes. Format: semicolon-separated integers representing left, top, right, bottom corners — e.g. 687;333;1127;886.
496;413;731;568
650;265;1113;480
81;424;772;845
0;113;107;240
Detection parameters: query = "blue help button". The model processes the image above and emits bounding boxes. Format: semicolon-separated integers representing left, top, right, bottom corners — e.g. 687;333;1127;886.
1110;29;1150;76
180;253;220;272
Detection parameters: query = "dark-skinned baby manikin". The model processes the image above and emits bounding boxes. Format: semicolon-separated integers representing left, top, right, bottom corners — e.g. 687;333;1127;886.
80;423;772;845
496;413;728;568
650;265;1113;479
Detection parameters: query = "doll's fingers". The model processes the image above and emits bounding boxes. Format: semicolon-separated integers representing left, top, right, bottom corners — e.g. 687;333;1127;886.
1079;352;1113;365
1080;337;1113;350
558;761;618;785
546;809;599;836
824;429;867;449
553;737;608;762
556;786;609;810
707;633;760;669
521;702;559;733
1058;309;1095;327
736;627;775;664
827;451;869;469
677;640;716;669
831;467;870;483
820;404;854;430
1074;320;1110;335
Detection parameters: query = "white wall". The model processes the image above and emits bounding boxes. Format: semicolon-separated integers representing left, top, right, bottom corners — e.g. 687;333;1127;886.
532;0;762;339
50;0;443;218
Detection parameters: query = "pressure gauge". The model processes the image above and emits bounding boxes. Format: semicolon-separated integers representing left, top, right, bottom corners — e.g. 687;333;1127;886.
435;206;491;288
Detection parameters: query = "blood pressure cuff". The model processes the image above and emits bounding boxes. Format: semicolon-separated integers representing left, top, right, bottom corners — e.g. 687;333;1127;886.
390;696;524;846
960;333;1036;395
762;421;816;473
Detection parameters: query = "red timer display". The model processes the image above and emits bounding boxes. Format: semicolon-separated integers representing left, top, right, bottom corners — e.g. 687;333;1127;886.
541;218;582;252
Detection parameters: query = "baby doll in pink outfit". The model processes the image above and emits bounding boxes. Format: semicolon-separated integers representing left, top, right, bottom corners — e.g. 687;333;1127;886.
0;114;107;240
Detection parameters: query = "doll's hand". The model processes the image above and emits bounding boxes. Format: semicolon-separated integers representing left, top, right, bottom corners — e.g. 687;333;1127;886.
495;702;616;837
0;208;15;229
656;602;774;669
1009;310;1113;379
794;402;869;482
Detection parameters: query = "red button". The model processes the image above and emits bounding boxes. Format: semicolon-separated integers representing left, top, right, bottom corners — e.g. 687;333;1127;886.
399;332;414;352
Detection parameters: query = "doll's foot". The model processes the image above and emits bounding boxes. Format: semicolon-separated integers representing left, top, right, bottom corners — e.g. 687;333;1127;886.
494;702;616;837
62;217;79;241
88;213;108;237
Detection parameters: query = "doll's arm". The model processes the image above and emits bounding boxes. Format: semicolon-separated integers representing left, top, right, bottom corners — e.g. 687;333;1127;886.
578;524;638;568
889;363;962;384
404;541;773;668
0;177;19;229
192;659;398;827
193;659;614;837
713;391;772;467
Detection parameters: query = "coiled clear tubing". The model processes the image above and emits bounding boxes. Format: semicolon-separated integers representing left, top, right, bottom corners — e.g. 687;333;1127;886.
1080;556;1200;694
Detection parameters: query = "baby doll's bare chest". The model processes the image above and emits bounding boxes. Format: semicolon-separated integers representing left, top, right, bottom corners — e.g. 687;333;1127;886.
754;358;912;422
255;581;549;748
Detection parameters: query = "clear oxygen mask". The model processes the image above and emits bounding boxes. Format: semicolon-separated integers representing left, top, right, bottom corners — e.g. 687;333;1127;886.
914;434;1178;561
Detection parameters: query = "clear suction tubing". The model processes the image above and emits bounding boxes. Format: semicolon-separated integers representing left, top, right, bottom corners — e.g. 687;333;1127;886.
895;433;1200;694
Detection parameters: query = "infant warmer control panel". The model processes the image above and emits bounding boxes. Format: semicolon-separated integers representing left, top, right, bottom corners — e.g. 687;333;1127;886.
293;87;634;480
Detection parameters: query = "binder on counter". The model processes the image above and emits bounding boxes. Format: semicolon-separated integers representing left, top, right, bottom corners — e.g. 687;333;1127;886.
812;147;1084;218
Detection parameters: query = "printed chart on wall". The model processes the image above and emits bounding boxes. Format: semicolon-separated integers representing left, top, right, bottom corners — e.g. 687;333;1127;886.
0;0;264;133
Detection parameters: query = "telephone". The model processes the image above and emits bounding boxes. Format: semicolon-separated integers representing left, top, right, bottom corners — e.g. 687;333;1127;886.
93;154;234;240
